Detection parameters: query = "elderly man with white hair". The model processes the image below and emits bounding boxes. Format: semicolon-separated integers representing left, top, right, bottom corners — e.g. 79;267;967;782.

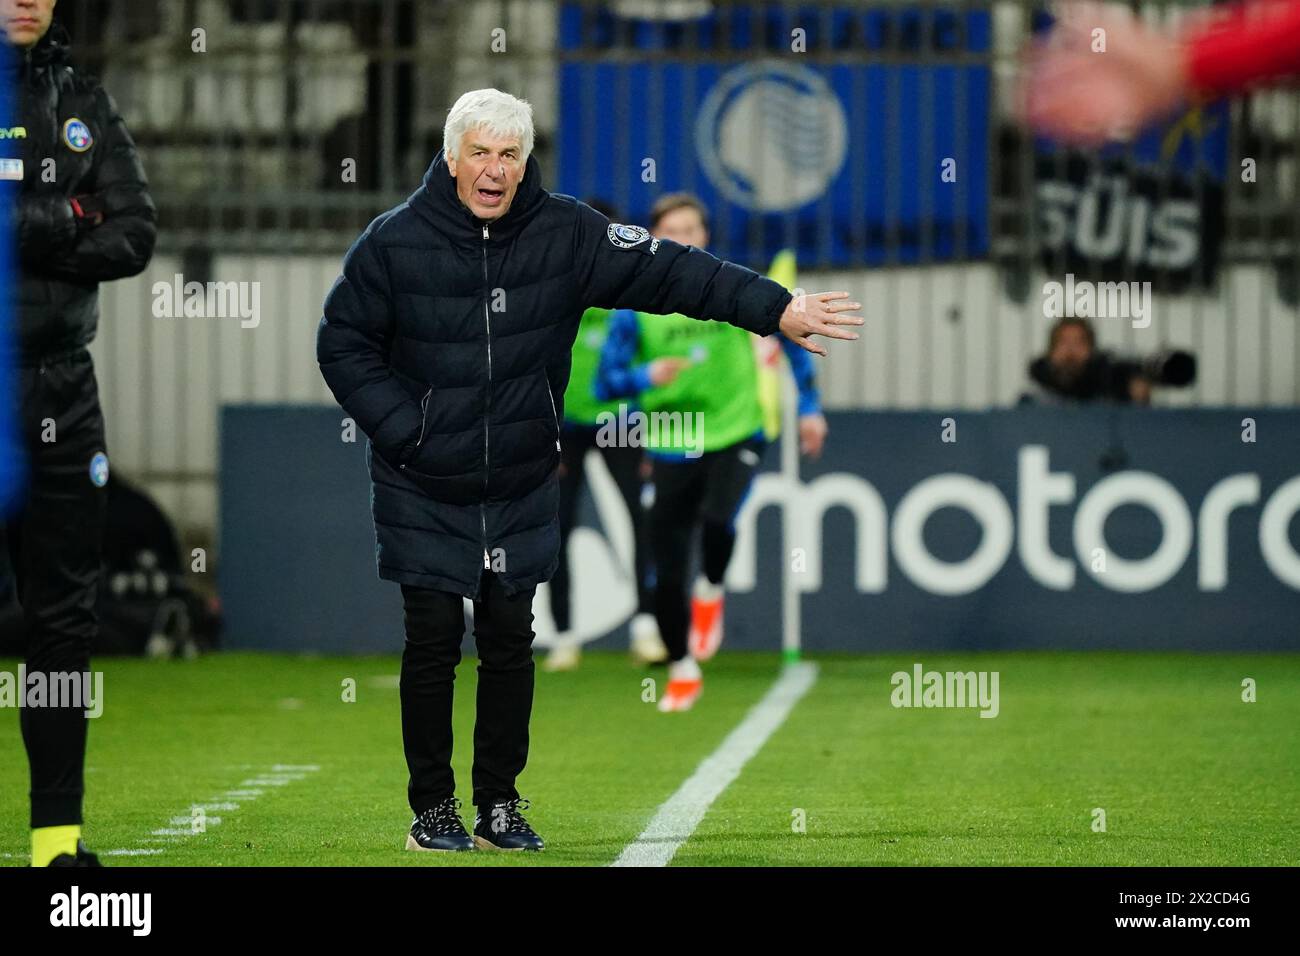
317;88;861;852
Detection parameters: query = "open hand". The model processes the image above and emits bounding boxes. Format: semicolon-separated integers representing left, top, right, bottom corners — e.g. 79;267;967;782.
779;291;863;357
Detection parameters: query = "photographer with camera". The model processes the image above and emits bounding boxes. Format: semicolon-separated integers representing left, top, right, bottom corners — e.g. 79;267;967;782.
1021;317;1196;406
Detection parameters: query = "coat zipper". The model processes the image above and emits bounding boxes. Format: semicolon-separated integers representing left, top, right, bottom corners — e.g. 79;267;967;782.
415;388;433;449
544;372;561;452
480;223;492;571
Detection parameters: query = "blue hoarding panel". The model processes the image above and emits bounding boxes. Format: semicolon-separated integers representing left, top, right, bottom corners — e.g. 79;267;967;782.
556;4;991;269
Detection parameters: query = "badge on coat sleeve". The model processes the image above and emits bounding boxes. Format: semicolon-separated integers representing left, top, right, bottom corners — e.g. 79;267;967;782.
607;223;653;250
89;451;109;487
63;117;93;152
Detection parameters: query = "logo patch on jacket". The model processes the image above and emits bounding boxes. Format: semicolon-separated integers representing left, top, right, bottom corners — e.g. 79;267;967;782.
63;117;93;152
607;223;654;250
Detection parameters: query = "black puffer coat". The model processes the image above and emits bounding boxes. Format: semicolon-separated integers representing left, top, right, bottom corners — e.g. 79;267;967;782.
317;149;792;599
10;24;156;362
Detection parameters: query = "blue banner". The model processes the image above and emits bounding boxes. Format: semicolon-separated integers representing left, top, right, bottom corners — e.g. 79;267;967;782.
556;3;991;269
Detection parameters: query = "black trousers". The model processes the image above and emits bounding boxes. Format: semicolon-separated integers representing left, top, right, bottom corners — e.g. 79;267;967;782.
1;351;107;828
552;422;653;632
400;570;537;812
649;436;766;662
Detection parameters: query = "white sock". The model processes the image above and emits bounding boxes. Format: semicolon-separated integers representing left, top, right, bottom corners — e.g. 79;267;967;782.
669;656;701;682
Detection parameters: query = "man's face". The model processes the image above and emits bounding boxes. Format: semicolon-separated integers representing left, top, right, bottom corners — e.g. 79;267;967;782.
446;128;525;221
3;0;56;49
1049;323;1093;384
652;206;708;249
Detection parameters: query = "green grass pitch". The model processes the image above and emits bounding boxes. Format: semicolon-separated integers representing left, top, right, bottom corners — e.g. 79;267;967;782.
1;651;1296;866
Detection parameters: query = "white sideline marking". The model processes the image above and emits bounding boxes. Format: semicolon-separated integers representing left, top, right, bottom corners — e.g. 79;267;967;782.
2;763;322;861
611;662;818;868
1;848;165;861
240;775;302;786
143;763;320;845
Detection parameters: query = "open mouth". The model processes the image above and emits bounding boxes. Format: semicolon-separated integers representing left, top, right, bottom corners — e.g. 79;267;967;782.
476;185;505;206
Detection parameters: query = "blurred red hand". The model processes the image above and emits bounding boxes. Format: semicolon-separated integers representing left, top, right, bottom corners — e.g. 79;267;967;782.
1018;2;1189;146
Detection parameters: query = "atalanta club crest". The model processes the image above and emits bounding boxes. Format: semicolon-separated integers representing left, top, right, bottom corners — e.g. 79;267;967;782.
606;223;651;249
63;117;93;152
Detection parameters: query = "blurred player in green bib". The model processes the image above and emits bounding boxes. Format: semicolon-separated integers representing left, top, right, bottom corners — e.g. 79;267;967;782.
591;194;826;711
544;204;667;671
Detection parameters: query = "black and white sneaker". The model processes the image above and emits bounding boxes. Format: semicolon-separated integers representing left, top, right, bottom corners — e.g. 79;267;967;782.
473;797;544;851
405;797;474;852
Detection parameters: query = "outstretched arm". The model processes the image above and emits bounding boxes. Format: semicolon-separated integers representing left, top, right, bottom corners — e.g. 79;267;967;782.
574;202;861;355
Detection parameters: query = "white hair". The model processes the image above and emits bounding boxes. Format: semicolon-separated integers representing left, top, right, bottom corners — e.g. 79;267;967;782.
443;89;535;162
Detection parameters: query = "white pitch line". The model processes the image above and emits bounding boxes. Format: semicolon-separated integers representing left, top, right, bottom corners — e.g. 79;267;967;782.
143;764;319;845
611;661;818;868
2;764;322;861
1;848;165;860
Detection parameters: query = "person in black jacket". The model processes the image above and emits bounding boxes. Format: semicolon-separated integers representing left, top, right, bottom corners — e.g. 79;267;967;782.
1023;317;1152;405
1;0;156;867
317;88;861;852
